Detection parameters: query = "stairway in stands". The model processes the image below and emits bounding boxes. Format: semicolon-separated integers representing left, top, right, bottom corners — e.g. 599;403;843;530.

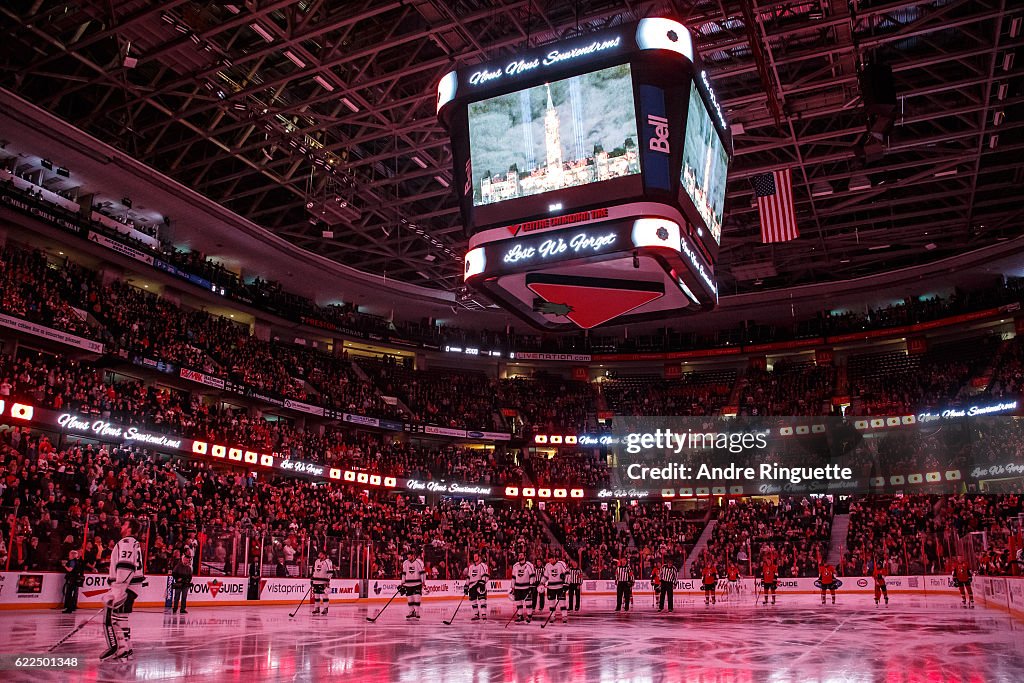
351;357;415;417
826;514;851;565
725;371;746;410
683;519;718;574
538;510;573;558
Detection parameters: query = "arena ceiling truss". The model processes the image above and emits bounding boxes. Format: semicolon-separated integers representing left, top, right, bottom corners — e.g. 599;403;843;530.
1;0;1021;296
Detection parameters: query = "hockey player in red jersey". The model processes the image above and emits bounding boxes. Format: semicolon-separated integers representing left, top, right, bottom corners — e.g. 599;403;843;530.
952;556;974;608
760;558;778;606
701;562;718;606
725;562;741;601
817;562;841;605
871;558;889;607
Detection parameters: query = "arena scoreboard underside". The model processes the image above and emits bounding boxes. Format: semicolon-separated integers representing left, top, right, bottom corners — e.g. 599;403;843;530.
437;18;732;330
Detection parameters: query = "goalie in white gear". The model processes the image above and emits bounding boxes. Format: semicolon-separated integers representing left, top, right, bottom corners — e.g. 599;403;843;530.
465;552;489;621
510;552;536;623
311;551;333;615
101;518;145;661
400;549;425;619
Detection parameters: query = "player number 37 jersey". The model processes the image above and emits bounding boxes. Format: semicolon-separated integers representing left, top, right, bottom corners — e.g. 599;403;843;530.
110;536;144;585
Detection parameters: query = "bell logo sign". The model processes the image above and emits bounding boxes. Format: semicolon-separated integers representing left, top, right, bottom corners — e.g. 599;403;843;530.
647;114;670;153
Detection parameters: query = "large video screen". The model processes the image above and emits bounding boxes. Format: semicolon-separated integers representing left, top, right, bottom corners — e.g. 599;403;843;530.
468;63;641;208
681;81;729;245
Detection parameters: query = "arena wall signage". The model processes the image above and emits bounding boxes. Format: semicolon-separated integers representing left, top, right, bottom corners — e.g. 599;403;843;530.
916;400;1019;422
597;488;652;499
501;230;619;265
406;480;493;496
56;412;183;448
0;312;105;354
2;571;1018;610
510;352;593;362
179;367;225;389
463;35;624;88
969;462;1024;480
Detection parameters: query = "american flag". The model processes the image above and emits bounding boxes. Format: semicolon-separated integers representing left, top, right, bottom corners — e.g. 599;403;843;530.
752;169;799;243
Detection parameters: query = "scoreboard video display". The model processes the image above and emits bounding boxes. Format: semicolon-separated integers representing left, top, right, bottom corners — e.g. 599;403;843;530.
437;18;731;330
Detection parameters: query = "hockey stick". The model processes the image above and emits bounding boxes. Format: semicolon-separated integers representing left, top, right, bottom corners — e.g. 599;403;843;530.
366;588;402;623
46;606;105;652
504;604;522;629
540;596;561;629
289;586;313;619
442;595;466;625
753;582;762;606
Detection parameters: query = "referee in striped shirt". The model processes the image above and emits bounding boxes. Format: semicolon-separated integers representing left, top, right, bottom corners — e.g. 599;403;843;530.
614;558;634;612
658;559;678;613
565;560;583;611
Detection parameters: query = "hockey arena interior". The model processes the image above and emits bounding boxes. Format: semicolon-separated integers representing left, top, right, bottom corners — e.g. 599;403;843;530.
0;1;1023;681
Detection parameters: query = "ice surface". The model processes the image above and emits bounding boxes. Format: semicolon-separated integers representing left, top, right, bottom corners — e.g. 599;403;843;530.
3;595;1022;682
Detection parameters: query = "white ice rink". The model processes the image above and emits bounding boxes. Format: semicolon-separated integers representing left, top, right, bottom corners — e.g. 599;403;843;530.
2;594;1022;682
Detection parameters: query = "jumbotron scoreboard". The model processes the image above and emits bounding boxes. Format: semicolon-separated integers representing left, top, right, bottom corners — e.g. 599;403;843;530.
437;18;731;330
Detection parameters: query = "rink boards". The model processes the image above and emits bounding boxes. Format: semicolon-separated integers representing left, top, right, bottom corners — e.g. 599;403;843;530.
1;571;1022;620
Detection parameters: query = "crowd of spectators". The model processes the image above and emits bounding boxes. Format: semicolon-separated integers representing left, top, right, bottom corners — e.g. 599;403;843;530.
843;494;1024;577
498;376;598;433
525;451;609;488
362;358;498;430
0;246;101;340
601;371;736;417
626;503;705;575
546;502;629;578
1;243;1023;585
846;338;997;416
708;497;834;578
984;335;1024;400
740;361;835;416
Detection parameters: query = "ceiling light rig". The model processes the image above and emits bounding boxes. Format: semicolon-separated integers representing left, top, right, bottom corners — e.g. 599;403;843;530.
399;218;462;262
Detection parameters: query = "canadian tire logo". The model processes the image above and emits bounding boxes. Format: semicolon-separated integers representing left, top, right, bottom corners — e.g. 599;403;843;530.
209;580;223;598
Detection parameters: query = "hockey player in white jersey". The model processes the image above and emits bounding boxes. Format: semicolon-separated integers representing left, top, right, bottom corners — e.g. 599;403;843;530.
311;551;333;615
540;552;569;624
465;552;490;621
400;549;425;619
509;552;536;623
101;518;145;661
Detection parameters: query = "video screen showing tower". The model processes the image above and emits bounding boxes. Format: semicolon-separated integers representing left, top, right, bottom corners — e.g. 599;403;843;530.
681;81;729;245
467;64;641;207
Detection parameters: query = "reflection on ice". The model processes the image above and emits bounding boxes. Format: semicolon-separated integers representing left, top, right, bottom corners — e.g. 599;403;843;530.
2;595;1021;682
